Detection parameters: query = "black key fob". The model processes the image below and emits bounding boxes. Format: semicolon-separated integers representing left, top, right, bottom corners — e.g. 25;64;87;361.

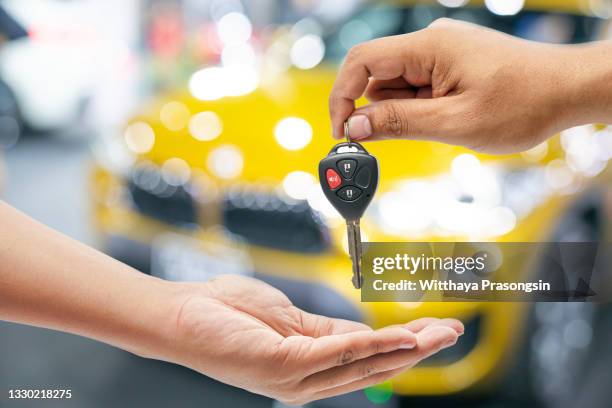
318;142;379;221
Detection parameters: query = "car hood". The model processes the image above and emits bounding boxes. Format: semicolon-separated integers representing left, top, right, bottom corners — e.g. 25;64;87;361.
133;65;513;192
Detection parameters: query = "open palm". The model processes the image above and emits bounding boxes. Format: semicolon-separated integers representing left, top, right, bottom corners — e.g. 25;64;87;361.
171;275;462;405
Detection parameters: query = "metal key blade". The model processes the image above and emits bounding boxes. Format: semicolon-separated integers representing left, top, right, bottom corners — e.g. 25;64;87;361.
346;219;362;289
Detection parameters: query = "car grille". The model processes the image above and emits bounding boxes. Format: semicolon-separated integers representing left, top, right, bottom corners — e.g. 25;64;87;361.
128;165;198;226
127;164;330;252
222;188;330;253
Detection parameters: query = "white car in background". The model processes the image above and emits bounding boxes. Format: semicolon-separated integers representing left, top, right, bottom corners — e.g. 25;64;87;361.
0;0;140;137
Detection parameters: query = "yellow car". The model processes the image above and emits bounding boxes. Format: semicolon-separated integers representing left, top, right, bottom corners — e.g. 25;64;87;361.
91;1;612;406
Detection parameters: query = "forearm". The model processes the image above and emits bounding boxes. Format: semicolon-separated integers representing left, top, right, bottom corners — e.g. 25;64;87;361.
0;202;184;360
564;40;612;128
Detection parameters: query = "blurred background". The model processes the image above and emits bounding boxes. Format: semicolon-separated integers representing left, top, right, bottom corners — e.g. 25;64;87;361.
2;0;612;407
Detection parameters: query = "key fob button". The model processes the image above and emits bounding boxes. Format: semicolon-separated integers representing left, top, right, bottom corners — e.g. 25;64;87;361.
337;186;362;202
337;159;357;179
326;168;342;189
354;167;371;188
318;141;378;220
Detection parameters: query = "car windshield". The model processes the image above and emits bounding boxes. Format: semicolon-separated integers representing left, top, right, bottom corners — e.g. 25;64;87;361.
323;3;602;62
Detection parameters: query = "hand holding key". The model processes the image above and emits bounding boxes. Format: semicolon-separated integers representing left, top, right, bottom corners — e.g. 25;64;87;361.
319;137;379;289
329;18;612;154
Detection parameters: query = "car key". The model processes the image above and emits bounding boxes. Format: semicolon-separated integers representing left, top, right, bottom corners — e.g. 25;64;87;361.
318;130;379;289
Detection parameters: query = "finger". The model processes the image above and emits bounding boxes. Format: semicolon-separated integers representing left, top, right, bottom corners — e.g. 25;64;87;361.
404;317;464;335
297;312;461;338
415;325;459;353
329;33;431;138
346;97;452;141
308;364;406;403
416;86;433;99
365;86;432;102
366;88;417;102
293;326;417;376
298;311;372;337
302;365;405;405
368;77;413;90
378;319;463;346
321;316;464;337
403;317;440;332
365;77;416;101
301;325;458;395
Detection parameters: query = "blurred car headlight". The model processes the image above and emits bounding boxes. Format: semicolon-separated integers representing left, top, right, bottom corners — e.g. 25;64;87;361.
369;126;611;240
370;154;553;240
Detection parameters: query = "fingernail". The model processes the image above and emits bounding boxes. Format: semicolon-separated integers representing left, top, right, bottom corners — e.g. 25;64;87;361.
399;339;416;349
399;330;416;349
443;319;464;336
348;115;372;140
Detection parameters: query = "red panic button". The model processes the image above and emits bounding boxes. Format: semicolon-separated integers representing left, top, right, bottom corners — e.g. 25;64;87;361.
326;168;342;189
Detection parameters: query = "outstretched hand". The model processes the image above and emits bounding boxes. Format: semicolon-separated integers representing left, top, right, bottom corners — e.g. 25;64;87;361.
0;203;464;405
169;275;463;405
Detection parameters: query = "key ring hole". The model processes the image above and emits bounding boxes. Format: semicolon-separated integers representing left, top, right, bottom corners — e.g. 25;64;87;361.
344;121;352;145
336;145;360;154
328;141;368;155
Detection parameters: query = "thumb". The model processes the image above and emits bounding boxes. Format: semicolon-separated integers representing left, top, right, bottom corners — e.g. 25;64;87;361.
347;98;448;142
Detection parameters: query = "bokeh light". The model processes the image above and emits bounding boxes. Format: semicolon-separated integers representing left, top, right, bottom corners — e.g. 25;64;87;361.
521;141;549;163
207;144;243;179
451;153;501;207
283;171;317;200
160;101;190;132
189;111;223;141
545;159;574;190
485;0;524;16
561;125;606;177
364;381;394;404
91;137;135;174
274;117;312;151
189;66;258;101
377;182;435;235
161;157;191;186
437;0;469;8
222;65;259;96
265;37;293;73
217;12;252;45
486;206;517;236
189;67;226;101
282;171;316;200
290;34;325;69
221;43;256;67
124;121;155;154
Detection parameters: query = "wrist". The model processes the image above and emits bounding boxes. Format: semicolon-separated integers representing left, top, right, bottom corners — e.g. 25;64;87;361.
102;274;195;362
126;278;215;366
